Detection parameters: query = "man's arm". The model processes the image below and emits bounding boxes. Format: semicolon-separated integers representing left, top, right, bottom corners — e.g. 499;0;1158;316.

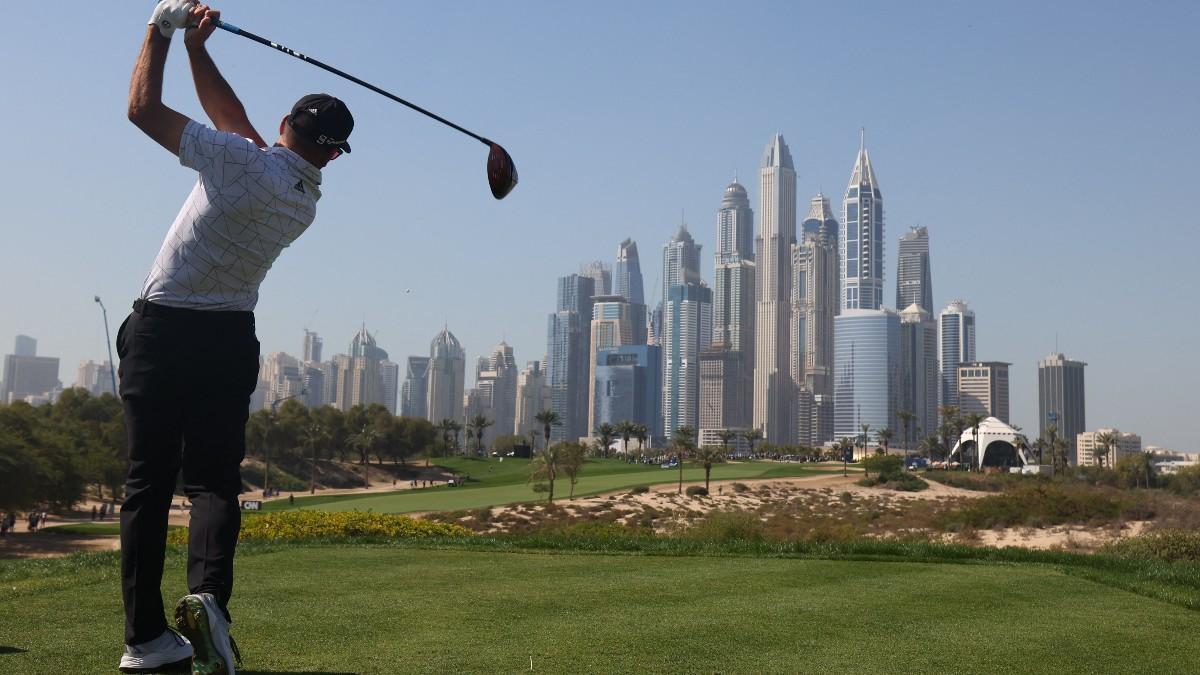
128;26;192;155
184;6;267;148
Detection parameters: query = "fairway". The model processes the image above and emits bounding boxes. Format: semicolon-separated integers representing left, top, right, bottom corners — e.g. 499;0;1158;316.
2;545;1197;673
283;459;835;514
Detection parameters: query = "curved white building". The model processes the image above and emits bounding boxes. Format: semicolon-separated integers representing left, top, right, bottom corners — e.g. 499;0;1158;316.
947;416;1033;469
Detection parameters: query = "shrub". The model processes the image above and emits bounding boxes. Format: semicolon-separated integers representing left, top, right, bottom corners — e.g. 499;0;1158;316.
686;486;709;497
939;482;1137;530
1101;530;1200;562
861;454;903;479
547;521;648;541
1167;465;1200;497
889;474;929;492
686;511;764;542
731;482;750;494
630;485;650;495
167;510;470;544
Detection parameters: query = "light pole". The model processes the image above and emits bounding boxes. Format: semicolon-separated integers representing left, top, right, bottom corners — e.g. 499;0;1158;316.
93;296;118;396
263;389;305;498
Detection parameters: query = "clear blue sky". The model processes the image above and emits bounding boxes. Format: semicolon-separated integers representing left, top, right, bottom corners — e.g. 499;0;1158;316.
0;1;1196;450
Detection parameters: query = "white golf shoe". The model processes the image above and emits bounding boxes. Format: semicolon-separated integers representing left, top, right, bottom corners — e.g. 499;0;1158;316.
118;628;193;673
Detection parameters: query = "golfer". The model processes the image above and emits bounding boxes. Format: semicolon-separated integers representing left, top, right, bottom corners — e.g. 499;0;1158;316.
118;2;352;673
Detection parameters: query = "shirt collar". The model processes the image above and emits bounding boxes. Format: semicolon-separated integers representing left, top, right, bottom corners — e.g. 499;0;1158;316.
271;145;323;186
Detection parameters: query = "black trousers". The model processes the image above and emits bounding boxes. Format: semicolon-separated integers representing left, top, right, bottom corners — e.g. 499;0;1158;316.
117;299;259;645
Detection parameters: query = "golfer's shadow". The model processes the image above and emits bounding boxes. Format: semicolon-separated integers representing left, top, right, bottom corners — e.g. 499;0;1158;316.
0;646;28;655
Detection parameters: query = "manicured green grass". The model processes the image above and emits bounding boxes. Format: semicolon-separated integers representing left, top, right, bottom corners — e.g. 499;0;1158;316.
274;459;835;514
41;522;124;536
1;542;1197;673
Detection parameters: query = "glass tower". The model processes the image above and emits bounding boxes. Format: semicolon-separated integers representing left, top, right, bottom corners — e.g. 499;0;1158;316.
841;130;884;311
1038;353;1087;464
896;226;933;314
833;309;900;443
938;299;976;412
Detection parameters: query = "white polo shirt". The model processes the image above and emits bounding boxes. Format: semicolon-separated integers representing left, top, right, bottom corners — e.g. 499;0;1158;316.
140;120;323;311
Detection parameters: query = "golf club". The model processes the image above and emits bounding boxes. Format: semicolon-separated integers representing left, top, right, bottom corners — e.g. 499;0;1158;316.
212;19;518;200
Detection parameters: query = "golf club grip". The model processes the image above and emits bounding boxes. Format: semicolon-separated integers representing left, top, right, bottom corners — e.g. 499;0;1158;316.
213;20;492;147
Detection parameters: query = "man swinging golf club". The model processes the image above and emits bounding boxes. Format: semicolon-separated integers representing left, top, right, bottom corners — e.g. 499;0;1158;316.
118;2;352;672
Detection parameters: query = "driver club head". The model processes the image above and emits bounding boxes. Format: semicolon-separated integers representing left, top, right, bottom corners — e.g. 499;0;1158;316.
487;143;518;200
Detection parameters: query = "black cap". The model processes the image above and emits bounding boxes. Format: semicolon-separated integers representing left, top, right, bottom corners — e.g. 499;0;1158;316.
289;93;354;154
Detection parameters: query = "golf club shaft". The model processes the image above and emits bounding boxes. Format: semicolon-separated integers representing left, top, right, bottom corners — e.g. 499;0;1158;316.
213;19;493;147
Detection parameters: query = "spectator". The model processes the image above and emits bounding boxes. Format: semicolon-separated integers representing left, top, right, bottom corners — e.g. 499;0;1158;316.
1;513;8;537
93;505;99;521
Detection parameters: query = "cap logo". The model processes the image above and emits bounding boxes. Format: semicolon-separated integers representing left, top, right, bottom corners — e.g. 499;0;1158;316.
308;108;319;114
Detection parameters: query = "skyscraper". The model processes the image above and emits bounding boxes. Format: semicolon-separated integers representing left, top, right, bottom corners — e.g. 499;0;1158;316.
75;360;116;397
957;362;1010;423
515;360;551;441
2;336;59;404
334;326;389;411
613;238;645;305
547;274;595;440
716;178;754;261
699;344;749;443
791;228;838;397
841;130;884;311
380;360;400;415
661;223;702;307
938;300;976;412
753;134;797;443
833;309;900;444
801;193;839;243
580;260;612;296
400;356;430;418
896;226;933;314
588;295;637;432
593;345;661;437
427;327;465;425
471;340;518;447
898;304;938;448
663;282;712;434
302;329;323;363
1039;352;1087;464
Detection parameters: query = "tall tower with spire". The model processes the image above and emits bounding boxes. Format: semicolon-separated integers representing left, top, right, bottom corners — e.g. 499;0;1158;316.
661;221;702;306
716;177;754;261
841;130;884;311
753;134;797;443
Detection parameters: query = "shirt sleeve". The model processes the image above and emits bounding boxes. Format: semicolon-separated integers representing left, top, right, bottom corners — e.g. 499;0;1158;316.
178;120;264;182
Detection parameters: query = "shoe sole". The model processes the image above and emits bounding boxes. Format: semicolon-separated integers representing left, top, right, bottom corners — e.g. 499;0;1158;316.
118;656;191;674
174;596;229;675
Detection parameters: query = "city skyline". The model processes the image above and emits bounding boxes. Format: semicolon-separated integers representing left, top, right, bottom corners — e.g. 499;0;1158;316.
2;3;1196;450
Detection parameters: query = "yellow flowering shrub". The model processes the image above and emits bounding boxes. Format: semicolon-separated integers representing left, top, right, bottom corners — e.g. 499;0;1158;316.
167;510;471;544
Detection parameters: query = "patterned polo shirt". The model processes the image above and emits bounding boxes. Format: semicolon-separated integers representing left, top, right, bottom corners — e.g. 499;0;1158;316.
140;120;323;311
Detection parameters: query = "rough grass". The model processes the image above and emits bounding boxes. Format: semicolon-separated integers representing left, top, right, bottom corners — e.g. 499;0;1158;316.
2;539;1199;673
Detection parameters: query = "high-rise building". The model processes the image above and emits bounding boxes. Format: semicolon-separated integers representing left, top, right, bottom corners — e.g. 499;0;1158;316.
896;226;933;314
699;344;750;439
380;360;400;415
662;282;712;435
75;360;117;397
898;304;938;447
716;178;754;261
302;329;323;363
580;260;612;296
473;341;517;444
588;295;637;432
661;223;702;310
957;362;1010;424
614;238;645;305
427;327;465;424
1077;428;1141;467
753;134;797;443
801;193;839;243
547;274;595;441
302;364;325;408
833;309;900;444
938;300;976;413
400;356;431;418
841;131;884;311
593;345;661;438
332;326;388;411
1039;352;1087;464
2;336;59;404
261;351;304;410
515;361;552;442
792;228;839;398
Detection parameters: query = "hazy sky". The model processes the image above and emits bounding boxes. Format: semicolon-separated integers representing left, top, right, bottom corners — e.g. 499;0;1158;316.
1;1;1196;450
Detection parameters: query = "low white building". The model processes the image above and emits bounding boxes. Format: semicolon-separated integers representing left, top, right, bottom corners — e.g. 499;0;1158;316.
1076;428;1142;467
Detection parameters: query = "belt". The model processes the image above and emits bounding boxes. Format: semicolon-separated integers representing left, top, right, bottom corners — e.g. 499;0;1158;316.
132;299;255;327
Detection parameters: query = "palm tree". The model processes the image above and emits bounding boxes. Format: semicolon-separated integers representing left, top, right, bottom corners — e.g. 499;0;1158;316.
858;423;871;459
877;428;894;457
693;446;724;493
528;442;566;502
633;423;649;462
616;420;636;460
593;422;617;459
1012;432;1031;466
962;413;986;471
897;410;916;455
560;442;587;499
304;421;327;494
467;414;494;457
534;409;560;452
918;435;939;462
742;428;762;458
1094;430;1118;469
349;424;378;488
835;437;855;476
671;426;697;494
716;429;738;458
